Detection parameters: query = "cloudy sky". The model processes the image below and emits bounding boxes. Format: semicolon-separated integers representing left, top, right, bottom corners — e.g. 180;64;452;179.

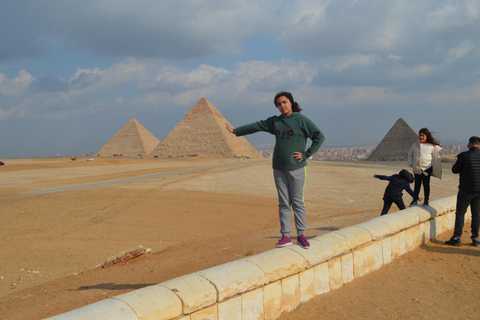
1;0;479;158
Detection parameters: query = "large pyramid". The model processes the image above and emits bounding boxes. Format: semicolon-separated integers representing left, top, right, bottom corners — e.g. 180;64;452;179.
150;97;263;159
366;118;418;161
96;119;160;157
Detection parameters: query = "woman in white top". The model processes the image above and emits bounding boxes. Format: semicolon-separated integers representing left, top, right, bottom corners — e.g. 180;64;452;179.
408;128;442;206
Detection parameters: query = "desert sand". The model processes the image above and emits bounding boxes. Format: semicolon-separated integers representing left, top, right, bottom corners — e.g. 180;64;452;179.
0;156;478;319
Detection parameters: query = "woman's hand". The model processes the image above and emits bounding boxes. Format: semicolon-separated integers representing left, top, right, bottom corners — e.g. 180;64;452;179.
225;123;235;134
293;152;304;163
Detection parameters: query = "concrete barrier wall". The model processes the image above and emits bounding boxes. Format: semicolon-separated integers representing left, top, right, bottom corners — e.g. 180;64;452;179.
46;195;464;320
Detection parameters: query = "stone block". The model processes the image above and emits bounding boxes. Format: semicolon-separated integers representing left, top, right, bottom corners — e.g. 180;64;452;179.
429;203;445;216
442;195;457;210
420;205;440;219
114;285;182;320
286;239;333;267
333;226;373;250
281;275;300;312
263;281;282;320
356;218;392;240
44;299;138;320
442;212;455;231
376;212;418;234
196;260;265;301
432;198;454;213
406;206;433;222
391;231;407;259
160;274;216;314
395;211;420;229
313;262;329;295
342;253;354;284
382;238;392;265
218;297;241;320
242;288;264;320
423;220;432;241
425;219;435;240
405;225;421;252
365;241;384;274
312;232;351;256
299;268;315;303
328;257;342;290
190;305;217;320
353;241;383;278
431;216;443;238
244;248;305;284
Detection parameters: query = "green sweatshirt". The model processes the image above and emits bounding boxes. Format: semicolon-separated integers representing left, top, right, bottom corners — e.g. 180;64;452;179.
233;112;325;170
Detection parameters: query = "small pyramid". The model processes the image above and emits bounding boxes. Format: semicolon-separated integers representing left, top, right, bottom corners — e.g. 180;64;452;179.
96;119;160;157
366;118;418;161
150;97;263;158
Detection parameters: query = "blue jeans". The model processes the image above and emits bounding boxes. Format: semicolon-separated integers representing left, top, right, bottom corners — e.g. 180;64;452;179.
273;167;307;236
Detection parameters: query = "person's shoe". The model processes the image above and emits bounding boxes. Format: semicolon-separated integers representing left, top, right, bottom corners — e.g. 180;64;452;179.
409;201;418;207
445;237;461;246
297;235;310;249
276;236;292;248
472;238;480;247
423;201;429;206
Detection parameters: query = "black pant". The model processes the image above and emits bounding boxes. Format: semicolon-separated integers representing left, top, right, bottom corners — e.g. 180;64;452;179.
413;166;433;202
381;198;406;216
453;190;480;239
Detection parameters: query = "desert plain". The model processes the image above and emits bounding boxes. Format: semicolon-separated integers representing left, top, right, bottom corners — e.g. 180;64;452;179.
0;156;479;319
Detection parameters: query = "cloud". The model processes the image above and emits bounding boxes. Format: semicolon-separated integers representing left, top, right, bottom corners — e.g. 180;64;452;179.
0;0;276;61
447;40;474;59
29;76;69;93
154;65;231;89
1;0;480;157
69;70;101;90
326;54;375;73
0;70;34;95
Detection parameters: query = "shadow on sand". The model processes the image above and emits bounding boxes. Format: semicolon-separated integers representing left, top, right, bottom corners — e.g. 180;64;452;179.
70;283;157;291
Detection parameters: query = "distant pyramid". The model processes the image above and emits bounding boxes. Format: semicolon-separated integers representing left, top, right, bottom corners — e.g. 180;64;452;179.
96;119;160;157
366;118;418;161
150;97;263;158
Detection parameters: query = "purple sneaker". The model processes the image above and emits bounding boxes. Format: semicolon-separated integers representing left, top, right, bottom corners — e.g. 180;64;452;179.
276;236;292;248
297;235;310;249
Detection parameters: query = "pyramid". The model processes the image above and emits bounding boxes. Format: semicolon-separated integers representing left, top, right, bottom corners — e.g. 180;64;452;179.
150;97;263;159
96;119;160;157
365;118;418;161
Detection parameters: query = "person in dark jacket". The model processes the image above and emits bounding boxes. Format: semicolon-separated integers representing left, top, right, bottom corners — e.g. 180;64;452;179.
374;169;421;216
445;136;480;247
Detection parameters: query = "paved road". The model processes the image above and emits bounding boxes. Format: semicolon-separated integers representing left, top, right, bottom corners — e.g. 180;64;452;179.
23;161;265;195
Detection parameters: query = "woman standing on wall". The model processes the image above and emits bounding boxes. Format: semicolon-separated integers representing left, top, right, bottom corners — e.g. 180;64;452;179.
408;128;442;206
225;92;325;249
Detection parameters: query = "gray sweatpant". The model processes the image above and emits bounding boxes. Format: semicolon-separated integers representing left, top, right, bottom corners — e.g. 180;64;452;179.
273;167;307;237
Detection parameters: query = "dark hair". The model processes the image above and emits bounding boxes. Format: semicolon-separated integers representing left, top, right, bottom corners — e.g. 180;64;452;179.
419;128;441;146
469;136;480;146
274;91;302;113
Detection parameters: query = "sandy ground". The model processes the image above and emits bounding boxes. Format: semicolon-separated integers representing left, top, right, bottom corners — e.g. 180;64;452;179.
0;156;477;319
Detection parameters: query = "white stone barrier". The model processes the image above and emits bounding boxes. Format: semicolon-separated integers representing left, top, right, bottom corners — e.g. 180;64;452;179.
46;195;462;320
